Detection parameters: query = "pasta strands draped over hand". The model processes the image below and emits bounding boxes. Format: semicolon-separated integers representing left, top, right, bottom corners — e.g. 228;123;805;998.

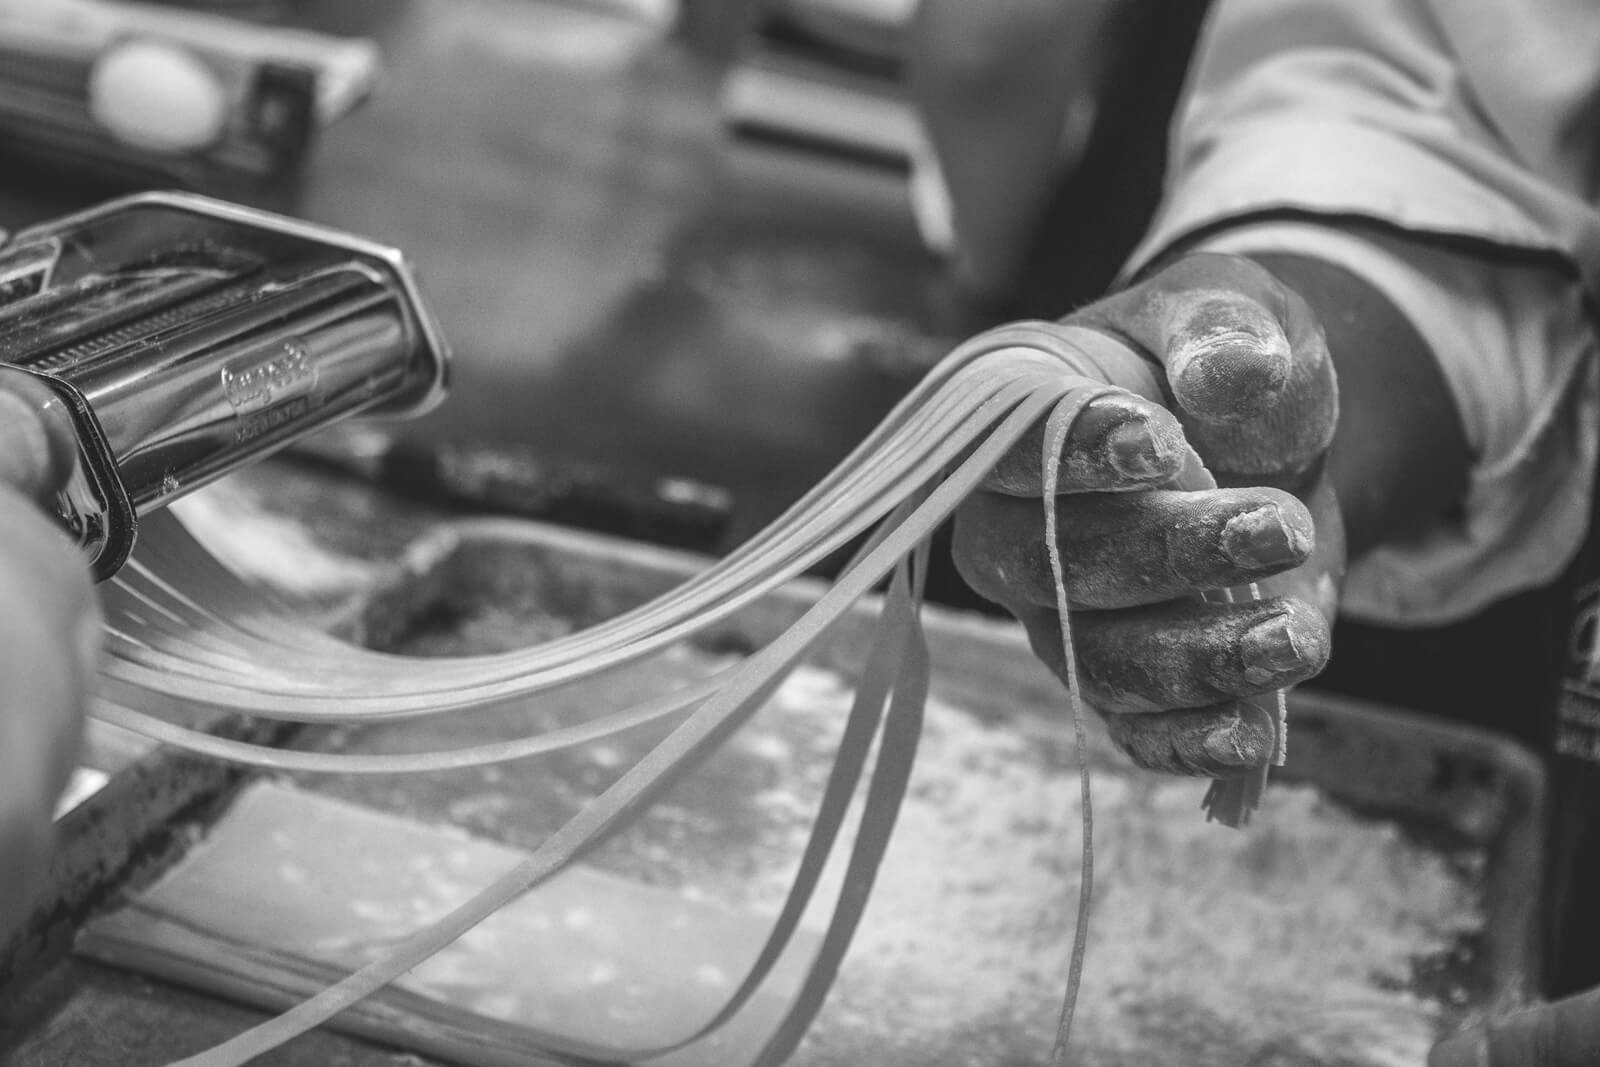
95;322;1288;1066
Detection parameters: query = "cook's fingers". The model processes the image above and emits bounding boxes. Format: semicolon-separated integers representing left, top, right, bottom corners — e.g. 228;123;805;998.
1015;597;1328;713
982;392;1189;496
1014;607;1278;779
1081;254;1338;487
953;486;1313;611
1103;702;1280;778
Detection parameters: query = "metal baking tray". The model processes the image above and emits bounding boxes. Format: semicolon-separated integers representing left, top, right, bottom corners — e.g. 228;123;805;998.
1;463;1546;1065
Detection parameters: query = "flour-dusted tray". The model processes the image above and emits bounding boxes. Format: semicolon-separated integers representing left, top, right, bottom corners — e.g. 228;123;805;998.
4;462;1546;1066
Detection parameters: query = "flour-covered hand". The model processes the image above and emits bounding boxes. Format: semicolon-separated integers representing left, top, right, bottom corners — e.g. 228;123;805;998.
952;254;1343;776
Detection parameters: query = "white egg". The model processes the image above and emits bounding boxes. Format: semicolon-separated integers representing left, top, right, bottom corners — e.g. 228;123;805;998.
87;39;231;154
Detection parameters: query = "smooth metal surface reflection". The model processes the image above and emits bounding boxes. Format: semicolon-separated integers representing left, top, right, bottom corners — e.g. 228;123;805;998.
0;191;449;578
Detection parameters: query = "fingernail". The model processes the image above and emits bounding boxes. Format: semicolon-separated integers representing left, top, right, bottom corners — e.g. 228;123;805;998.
1241;614;1306;683
1104;417;1175;480
1202;716;1269;768
1174;332;1288;409
1221;504;1309;569
1168;296;1292;418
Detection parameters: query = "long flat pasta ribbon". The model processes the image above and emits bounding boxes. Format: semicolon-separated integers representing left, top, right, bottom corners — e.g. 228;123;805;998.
95;322;1287;1065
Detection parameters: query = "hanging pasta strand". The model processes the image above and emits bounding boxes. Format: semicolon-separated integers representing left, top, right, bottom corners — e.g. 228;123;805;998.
94;322;1290;1066
1042;389;1107;1063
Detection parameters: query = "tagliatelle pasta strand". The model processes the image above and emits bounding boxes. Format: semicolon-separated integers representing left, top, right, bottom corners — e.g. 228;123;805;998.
96;322;1286;1066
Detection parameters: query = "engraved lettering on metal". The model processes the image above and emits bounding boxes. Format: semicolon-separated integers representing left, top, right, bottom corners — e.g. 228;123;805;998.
221;339;317;415
235;395;313;444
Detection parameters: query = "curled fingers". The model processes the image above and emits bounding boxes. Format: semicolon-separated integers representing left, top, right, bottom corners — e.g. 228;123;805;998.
953;485;1314;611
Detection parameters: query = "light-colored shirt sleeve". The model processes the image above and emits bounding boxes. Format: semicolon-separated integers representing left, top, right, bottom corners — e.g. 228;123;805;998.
1123;0;1600;626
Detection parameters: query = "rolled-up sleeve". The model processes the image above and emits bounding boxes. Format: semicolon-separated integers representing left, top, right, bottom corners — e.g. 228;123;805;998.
1123;0;1600;626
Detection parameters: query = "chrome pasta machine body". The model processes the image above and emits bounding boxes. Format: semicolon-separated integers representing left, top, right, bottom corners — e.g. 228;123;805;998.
0;191;450;579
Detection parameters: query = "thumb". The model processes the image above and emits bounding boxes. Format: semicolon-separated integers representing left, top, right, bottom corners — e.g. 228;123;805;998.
1075;253;1339;489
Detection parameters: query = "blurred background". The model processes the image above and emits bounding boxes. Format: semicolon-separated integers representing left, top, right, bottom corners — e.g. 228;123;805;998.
0;0;1210;599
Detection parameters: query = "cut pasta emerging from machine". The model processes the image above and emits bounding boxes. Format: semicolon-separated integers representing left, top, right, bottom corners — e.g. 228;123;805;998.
2;193;1287;1066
